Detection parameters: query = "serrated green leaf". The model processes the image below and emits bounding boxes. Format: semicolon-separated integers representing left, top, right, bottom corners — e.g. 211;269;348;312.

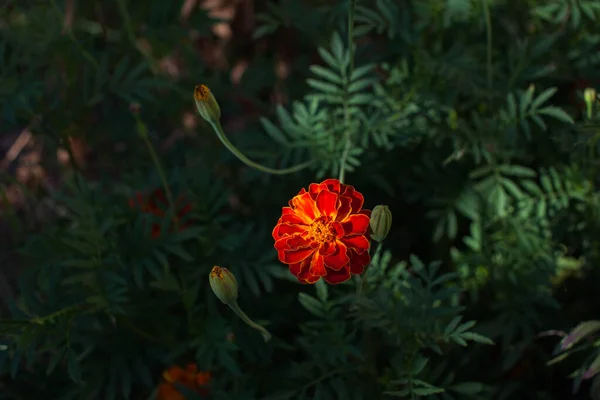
67;348;81;383
531;87;557;109
498;164;537;178
450;382;485;394
315;279;328;302
310;65;343;85
461;332;495;345
46;347;65;376
538;106;574;124
413;387;445;396
298;293;325;317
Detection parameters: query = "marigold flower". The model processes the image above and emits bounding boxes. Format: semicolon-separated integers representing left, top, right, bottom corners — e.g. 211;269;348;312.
157;363;210;400
272;178;371;284
129;188;193;238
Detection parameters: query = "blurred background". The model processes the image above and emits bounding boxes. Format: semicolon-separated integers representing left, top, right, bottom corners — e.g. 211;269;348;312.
2;0;600;399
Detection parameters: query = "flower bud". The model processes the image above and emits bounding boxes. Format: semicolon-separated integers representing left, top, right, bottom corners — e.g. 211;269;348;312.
584;88;597;105
194;84;221;125
370;205;392;242
209;266;238;305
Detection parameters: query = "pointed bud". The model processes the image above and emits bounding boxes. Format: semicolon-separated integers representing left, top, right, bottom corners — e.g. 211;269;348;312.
584;88;597;105
209;266;238;305
584;87;597;119
194;84;221;125
370;205;392;242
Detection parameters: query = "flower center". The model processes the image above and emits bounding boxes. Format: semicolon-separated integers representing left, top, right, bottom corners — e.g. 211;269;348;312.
194;84;211;101
308;217;335;244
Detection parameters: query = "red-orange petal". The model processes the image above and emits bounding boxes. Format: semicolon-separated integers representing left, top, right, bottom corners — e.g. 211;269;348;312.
286;235;312;250
197;371;211;386
308;182;321;201
273;222;307;238
178;203;193;216
163;366;185;383
288;260;304;277
275;236;314;264
308;252;327;277
341;214;370;235
320;178;343;194
335;195;353;222
341;235;370;253
151;225;161;239
288;188;308;207
349;248;371;274
316;189;338;218
319;241;336;256
324;241;350;271
323;265;351;284
297;267;321;284
291;192;320;223
282;248;315;264
341;185;364;213
331;221;344;238
157;382;185;400
279;207;308;226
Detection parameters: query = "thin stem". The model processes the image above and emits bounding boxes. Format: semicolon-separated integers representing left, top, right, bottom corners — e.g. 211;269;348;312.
482;0;493;93
49;0;99;71
355;241;382;302
134;116;176;217
338;0;357;184
299;368;344;392
115;0;159;73
228;302;272;342
210;121;314;175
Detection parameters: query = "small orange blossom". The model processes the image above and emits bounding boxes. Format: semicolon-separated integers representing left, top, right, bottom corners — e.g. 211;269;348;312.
157;363;210;400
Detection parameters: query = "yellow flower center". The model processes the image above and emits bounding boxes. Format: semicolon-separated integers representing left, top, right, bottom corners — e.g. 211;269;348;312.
210;266;224;278
308;217;335;244
194;84;211;102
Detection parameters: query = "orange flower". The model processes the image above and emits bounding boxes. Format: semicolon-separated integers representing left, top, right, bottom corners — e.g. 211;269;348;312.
272;178;371;284
157;363;211;400
129;188;193;239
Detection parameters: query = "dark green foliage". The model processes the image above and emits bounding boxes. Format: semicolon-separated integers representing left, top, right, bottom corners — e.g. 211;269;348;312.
2;0;600;399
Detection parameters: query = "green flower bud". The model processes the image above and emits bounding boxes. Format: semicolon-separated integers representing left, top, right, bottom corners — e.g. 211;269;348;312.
370;205;392;242
584;87;597;105
584;88;597;120
209;266;238;305
194;84;221;124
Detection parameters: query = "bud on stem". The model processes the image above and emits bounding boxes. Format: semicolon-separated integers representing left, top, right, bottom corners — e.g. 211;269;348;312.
370;205;392;242
209;266;272;342
193;84;314;175
584;88;597;120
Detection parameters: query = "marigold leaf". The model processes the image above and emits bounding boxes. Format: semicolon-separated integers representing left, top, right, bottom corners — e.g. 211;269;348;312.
67;348;81;383
450;382;485;394
413;387;445;396
538;106;574;124
298;293;325;318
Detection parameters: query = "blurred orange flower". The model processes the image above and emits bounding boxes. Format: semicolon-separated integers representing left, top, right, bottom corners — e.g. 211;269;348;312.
129;188;192;238
157;363;211;400
272;178;371;284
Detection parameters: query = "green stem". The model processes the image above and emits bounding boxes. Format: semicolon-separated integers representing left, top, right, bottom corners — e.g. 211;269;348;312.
355;241;383;302
482;0;493;93
49;0;99;71
228;301;272;342
115;0;159;73
210;121;314;175
134;116;176;217
338;0;357;184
